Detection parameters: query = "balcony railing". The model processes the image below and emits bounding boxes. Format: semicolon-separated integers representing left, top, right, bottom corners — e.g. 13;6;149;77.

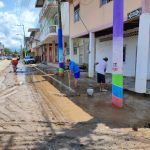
39;0;57;20
39;25;58;42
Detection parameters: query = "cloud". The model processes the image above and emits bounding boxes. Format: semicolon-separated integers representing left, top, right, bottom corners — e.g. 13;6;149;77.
0;0;39;50
0;1;4;8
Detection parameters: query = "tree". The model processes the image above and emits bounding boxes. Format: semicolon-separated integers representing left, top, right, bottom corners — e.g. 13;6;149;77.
3;48;13;56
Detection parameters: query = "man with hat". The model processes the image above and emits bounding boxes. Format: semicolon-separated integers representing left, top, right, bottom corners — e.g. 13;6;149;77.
96;57;108;92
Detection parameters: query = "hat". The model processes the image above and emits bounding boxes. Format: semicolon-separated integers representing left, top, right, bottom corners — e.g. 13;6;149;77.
103;57;108;61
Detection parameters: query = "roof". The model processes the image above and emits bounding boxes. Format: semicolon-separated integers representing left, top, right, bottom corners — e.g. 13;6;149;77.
35;0;45;7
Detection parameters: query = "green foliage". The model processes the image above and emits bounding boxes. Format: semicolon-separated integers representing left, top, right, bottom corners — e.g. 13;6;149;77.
4;48;13;55
22;48;26;58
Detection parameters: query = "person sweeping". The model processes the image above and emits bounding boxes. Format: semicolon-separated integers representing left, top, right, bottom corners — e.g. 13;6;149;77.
66;59;80;88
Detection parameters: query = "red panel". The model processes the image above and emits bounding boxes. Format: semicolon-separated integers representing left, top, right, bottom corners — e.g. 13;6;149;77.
112;95;123;108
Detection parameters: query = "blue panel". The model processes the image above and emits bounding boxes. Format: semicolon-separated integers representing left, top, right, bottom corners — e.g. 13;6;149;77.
112;84;123;99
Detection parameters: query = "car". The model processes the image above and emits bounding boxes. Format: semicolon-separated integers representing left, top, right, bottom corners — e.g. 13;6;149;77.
24;56;36;64
0;56;5;60
6;56;12;60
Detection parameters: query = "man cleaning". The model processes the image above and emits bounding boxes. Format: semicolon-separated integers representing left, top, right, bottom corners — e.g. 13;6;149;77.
96;57;108;92
66;59;80;88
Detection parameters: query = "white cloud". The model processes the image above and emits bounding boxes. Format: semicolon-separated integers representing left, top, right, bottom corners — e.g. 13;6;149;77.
0;1;4;8
0;1;39;50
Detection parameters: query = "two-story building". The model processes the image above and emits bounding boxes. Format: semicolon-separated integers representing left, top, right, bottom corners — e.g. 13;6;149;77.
69;0;150;93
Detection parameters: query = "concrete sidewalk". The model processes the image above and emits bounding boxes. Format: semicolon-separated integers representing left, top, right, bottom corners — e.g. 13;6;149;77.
37;63;150;95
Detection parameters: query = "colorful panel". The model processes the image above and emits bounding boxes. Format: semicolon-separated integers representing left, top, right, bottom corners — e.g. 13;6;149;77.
58;28;64;75
112;0;124;108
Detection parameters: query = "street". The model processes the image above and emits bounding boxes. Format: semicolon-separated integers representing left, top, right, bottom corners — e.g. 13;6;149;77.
0;61;150;150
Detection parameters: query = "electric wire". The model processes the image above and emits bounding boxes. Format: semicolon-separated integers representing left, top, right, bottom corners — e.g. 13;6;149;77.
72;0;89;34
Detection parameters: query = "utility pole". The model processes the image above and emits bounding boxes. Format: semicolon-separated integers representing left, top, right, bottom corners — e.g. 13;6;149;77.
112;0;124;108
16;24;27;57
57;0;64;76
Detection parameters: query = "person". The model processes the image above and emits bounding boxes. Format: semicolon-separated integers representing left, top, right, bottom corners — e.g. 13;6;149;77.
96;57;108;92
11;54;18;72
66;59;80;88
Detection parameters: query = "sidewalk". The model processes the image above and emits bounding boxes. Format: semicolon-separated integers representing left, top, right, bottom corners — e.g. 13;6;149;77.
37;63;150;95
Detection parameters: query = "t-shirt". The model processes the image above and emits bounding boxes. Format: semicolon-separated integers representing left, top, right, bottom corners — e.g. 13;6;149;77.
69;61;80;74
11;58;18;65
96;59;107;75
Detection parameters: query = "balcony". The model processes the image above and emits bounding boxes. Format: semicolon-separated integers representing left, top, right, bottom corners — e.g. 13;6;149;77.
39;25;58;43
39;0;57;20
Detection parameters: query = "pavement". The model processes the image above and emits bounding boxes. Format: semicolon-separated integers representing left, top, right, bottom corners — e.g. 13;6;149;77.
0;59;10;72
0;61;150;149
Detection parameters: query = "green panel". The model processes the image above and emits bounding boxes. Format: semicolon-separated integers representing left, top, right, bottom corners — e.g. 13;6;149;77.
59;68;64;73
112;74;123;87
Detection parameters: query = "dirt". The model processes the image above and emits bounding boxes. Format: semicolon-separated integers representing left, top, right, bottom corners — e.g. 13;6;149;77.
0;62;150;149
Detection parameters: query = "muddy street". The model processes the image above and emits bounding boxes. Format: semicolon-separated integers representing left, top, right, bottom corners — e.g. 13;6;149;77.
0;61;150;150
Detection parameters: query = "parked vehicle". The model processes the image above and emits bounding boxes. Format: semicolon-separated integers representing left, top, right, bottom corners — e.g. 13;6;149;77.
0;56;5;60
7;56;12;60
24;56;36;64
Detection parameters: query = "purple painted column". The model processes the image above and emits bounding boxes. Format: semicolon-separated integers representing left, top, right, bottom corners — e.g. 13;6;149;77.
112;0;124;108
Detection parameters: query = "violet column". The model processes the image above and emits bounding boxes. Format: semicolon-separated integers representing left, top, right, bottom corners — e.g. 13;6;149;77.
112;0;124;107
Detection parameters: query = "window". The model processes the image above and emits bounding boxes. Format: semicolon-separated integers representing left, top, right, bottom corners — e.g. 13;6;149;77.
100;0;112;6
74;4;80;23
123;46;126;62
73;47;77;55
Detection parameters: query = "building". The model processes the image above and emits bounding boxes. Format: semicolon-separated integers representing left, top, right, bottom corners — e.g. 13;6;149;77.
69;0;150;93
27;28;42;62
34;0;69;64
0;42;4;56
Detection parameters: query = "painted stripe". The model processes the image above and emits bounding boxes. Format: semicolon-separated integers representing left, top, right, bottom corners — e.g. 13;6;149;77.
58;28;64;75
112;95;123;108
112;84;123;99
113;0;123;38
112;74;123;87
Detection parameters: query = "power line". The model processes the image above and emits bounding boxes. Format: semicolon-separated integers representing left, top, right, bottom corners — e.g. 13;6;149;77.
72;0;89;34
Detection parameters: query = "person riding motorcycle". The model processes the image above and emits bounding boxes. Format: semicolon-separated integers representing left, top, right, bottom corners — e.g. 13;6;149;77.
11;54;18;72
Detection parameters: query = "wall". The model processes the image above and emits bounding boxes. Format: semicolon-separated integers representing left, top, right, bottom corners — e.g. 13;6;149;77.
69;0;142;38
96;36;138;77
61;2;69;36
148;46;150;79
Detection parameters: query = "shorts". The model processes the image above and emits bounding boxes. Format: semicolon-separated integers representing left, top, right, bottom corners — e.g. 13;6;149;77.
74;72;80;79
97;73;105;83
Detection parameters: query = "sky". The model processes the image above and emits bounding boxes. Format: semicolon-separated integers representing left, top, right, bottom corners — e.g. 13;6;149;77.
0;0;40;50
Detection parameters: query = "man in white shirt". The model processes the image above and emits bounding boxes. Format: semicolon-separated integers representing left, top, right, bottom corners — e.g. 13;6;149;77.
96;57;108;92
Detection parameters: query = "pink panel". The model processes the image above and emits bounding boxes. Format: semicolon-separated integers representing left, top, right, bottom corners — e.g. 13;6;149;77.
112;95;123;108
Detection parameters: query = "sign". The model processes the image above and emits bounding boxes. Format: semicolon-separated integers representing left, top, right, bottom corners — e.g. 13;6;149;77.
128;8;142;20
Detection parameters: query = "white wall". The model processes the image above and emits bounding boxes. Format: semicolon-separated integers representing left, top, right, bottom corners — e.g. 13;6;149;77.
148;46;150;79
61;2;69;36
96;36;138;77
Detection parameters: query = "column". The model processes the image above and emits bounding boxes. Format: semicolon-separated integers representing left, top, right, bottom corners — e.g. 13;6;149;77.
135;11;150;93
69;37;74;60
46;44;49;62
88;32;95;78
52;41;55;63
112;0;124;108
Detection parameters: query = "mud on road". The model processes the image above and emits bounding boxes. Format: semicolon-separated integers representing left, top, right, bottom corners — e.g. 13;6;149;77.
0;63;150;150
